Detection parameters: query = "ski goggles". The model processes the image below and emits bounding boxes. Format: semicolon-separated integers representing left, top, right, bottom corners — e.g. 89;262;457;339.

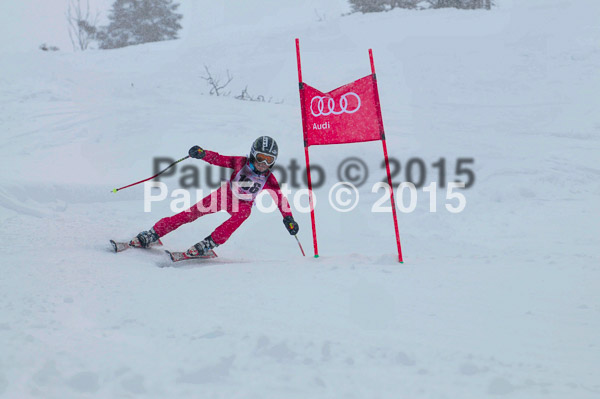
255;152;276;166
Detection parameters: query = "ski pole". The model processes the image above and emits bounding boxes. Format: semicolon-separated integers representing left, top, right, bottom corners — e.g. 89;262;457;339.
111;155;190;193
294;235;306;256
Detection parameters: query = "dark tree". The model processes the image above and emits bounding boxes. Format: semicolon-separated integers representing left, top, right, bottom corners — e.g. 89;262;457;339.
98;0;182;49
349;0;393;13
348;0;492;13
434;0;492;9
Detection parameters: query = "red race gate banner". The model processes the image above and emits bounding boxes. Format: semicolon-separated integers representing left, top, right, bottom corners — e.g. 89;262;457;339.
302;76;382;146
295;38;404;263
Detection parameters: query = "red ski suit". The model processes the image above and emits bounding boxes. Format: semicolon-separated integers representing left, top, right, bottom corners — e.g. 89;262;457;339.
152;150;293;245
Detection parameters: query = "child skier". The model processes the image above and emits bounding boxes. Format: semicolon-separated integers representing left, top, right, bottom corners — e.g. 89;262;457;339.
130;136;299;257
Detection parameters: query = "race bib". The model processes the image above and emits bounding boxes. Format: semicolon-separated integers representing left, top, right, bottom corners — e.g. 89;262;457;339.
230;164;269;201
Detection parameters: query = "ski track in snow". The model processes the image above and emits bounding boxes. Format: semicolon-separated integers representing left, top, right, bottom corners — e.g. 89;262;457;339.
1;0;599;397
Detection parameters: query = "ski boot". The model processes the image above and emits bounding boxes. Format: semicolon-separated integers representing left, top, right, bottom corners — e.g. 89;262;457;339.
186;235;219;257
130;228;160;248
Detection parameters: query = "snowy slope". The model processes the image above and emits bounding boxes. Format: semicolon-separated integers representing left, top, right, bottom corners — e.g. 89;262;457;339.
1;0;599;398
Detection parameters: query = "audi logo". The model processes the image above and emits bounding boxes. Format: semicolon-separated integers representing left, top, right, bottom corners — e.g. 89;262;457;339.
310;92;361;117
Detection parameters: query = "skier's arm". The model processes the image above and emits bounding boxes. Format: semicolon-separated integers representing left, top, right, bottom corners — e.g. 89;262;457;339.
188;146;244;169
265;174;298;235
265;173;293;219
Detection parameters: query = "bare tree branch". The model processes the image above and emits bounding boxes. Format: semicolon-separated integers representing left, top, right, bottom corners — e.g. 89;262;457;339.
201;66;233;96
234;86;284;104
66;0;100;51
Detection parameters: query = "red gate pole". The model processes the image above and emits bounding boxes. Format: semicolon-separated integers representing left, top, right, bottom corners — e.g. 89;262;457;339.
296;38;319;258
369;49;404;263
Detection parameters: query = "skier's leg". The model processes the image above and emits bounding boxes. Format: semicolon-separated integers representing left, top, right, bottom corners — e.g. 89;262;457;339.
210;198;253;245
152;185;224;237
186;201;252;256
185;186;253;256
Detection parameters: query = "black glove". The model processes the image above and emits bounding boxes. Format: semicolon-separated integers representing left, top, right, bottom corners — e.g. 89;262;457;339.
188;145;205;159
283;216;299;235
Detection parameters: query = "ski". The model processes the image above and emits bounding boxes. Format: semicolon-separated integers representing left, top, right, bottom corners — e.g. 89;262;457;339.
109;239;163;253
165;249;218;262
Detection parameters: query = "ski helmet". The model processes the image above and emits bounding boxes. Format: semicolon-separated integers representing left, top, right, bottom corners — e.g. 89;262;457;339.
249;136;278;168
